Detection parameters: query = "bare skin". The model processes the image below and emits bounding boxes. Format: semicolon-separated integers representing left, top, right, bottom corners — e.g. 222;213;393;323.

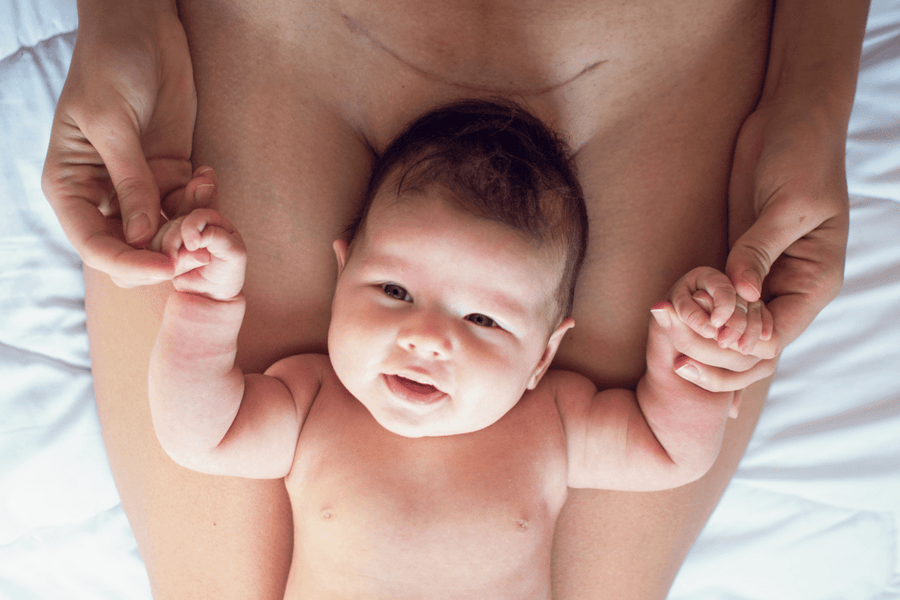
75;0;862;598
144;183;767;599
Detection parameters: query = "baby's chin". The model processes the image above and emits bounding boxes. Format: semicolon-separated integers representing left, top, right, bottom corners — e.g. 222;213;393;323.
363;401;503;439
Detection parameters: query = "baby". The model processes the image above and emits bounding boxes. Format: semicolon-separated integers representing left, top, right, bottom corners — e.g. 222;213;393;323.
148;100;770;599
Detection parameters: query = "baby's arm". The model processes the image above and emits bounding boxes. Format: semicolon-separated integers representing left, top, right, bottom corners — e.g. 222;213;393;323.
554;267;771;491
147;192;319;479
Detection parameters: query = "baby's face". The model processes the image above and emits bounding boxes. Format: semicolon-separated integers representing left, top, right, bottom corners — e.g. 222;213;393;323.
328;187;572;437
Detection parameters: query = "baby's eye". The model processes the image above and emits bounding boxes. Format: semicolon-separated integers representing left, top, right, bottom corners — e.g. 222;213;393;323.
466;313;497;328
382;283;412;302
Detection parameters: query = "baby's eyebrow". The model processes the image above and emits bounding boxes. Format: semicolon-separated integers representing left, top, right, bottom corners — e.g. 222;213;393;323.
356;251;409;274
359;249;534;324
479;292;528;320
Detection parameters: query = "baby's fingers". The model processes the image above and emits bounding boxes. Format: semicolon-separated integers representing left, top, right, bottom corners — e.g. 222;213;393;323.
719;298;774;354
671;267;737;339
716;298;752;350
160;218;187;257
181;209;243;257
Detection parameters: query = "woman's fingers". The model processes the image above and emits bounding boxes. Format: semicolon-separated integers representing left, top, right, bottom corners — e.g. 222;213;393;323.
168;167;219;218
41;6;195;288
736;300;762;354
652;302;777;370
652;301;778;391
715;298;750;349
674;354;778;393
82;113;162;246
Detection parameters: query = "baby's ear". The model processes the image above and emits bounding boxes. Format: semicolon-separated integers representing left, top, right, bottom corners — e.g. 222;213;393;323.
526;317;575;390
333;239;349;275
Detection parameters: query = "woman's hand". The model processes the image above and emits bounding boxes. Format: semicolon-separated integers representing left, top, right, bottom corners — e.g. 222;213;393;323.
42;0;197;288
725;97;851;359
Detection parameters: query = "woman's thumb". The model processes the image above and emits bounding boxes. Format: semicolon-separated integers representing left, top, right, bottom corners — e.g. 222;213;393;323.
726;197;812;302
91;119;161;246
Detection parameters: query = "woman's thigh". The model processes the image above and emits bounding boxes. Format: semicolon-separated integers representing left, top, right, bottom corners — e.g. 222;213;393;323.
85;271;295;600
547;3;772;596
85;6;378;600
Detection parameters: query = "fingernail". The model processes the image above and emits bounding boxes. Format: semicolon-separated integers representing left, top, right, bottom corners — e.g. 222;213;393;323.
702;324;718;338
195;184;214;207
741;270;761;298
125;212;151;244
650;308;671;330
676;364;700;381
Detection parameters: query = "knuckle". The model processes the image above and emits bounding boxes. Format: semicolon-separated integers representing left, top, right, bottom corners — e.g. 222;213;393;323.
740;242;775;273
686;312;707;331
791;193;823;220
115;176;156;207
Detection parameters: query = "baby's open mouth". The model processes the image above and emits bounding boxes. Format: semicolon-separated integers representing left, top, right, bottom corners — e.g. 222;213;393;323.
384;374;447;404
397;376;437;394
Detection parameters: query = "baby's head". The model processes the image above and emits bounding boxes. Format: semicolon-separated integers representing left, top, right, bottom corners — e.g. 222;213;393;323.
328;99;588;437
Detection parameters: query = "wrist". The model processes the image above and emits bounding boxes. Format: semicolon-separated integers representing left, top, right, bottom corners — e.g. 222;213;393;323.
169;290;246;328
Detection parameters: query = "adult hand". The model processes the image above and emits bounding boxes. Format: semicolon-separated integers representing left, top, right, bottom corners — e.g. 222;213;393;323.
42;2;197;287
725;98;850;358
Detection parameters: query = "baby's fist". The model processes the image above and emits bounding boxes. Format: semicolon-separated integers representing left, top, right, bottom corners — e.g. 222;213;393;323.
169;208;246;301
669;267;772;354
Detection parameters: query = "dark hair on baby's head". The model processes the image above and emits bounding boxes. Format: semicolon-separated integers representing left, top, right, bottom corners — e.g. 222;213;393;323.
344;98;589;324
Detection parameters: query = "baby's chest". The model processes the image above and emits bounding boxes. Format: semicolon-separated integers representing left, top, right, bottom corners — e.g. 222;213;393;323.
285;393;568;595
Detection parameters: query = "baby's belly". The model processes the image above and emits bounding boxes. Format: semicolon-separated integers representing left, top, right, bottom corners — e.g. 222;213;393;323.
286;495;554;599
282;388;568;599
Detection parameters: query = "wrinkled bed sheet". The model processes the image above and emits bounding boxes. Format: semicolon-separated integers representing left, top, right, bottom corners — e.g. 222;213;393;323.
1;0;898;598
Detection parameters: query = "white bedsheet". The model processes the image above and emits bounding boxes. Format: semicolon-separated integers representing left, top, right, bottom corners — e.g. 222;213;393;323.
0;0;897;598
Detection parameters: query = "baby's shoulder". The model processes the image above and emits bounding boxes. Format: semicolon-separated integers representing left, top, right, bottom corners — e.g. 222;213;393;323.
266;352;332;374
532;368;598;402
264;352;333;401
514;368;592;429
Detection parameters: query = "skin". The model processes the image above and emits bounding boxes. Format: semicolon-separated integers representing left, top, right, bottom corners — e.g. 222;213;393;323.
328;189;569;438
147;181;766;599
44;0;869;597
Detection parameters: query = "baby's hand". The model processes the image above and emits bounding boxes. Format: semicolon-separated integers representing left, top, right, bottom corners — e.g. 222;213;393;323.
649;266;777;401
150;208;246;301
669;266;773;355
149;171;246;302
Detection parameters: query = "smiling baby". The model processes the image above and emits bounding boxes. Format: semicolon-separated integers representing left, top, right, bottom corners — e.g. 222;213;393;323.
148;99;768;599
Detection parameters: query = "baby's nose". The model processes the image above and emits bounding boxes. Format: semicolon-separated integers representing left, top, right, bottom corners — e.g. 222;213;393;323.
398;318;453;357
